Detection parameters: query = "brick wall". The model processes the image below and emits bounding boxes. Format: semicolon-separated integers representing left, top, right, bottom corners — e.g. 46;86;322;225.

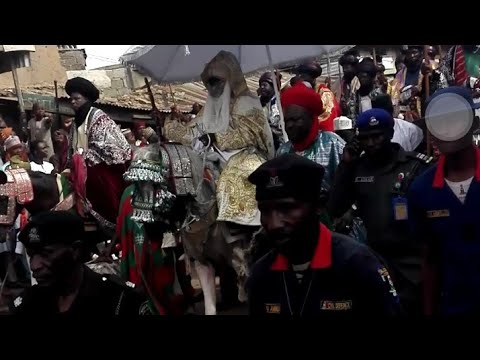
0;45;67;87
59;48;86;71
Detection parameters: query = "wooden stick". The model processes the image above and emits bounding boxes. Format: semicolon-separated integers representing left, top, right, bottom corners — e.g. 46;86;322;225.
168;84;177;107
144;77;164;140
423;45;432;157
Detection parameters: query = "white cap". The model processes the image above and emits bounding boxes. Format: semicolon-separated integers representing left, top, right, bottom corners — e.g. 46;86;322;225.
425;91;474;142
334;116;353;131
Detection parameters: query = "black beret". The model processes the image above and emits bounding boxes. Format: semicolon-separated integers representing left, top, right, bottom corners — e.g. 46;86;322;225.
248;154;325;202
19;211;84;248
294;61;323;78
65;77;100;103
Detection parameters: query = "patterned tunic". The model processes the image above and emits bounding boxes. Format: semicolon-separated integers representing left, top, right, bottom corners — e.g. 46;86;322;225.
277;131;345;191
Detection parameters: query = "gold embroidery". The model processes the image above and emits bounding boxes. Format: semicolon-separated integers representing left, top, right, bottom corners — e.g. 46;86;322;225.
426;209;450;218
164;116;197;145
320;300;352;311
265;303;281;314
215;105;270;156
216;150;264;226
318;88;335;122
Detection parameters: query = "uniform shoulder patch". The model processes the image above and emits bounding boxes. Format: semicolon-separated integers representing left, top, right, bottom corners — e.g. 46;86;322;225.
378;267;398;297
408;152;433;164
138;301;153;315
13;296;22;308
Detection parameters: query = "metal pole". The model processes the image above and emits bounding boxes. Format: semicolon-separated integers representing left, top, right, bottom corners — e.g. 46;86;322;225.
9;54;27;136
266;45;288;143
327;56;331;77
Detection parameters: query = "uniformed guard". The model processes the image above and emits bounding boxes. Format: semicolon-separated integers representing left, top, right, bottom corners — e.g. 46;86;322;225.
328;108;433;315
408;86;480;315
10;211;153;315
247;154;401;316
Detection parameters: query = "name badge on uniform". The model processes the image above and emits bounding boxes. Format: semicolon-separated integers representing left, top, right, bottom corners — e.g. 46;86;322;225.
265;303;281;314
354;176;374;183
392;197;408;221
320;300;352;311
426;209;450;218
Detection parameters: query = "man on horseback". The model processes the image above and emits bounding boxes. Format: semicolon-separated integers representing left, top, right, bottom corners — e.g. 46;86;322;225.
65;77;132;226
196;51;275;304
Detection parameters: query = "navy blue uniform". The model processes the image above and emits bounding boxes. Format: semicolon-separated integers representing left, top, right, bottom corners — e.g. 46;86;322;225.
408;148;480;314
247;224;401;316
328;144;432;314
9;266;152;315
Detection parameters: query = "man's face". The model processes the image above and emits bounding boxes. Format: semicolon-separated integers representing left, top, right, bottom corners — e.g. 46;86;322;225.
258;197;317;255
35;106;46;119
35;141;49;160
70;92;88;111
357;128;392;157
298;73;316;89
63;117;73;130
53;130;65;144
284;105;314;144
206;76;227;98
125;132;136;144
342;56;357;79
357;71;375;91
27;243;78;287
259;81;274;99
134;125;146;139
404;48;422;69
192;103;202;115
9;144;24;157
434;135;473;155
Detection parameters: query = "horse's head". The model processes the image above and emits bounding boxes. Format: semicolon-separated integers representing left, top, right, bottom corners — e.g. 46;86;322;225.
125;142;217;235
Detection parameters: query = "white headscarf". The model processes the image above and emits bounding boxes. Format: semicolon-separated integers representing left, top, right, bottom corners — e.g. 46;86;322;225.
202;81;231;134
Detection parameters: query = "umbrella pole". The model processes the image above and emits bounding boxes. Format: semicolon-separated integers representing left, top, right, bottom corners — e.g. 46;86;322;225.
168;84;177;107
266;45;288;143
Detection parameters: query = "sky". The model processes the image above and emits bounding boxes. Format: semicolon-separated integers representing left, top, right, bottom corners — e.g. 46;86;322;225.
77;45;133;69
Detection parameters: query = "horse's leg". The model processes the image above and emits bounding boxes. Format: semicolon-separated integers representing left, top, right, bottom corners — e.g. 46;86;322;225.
223;223;257;304
194;261;216;315
231;241;248;303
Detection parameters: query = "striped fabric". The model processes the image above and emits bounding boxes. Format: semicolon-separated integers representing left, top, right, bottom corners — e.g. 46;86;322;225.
454;45;468;86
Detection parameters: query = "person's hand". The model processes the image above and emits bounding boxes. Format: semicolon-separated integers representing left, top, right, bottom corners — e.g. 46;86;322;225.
421;62;433;76
333;209;354;235
199;133;214;147
342;136;361;163
410;86;421;98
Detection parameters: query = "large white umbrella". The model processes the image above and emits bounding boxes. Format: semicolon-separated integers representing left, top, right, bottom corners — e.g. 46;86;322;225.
120;45;354;141
120;45;353;84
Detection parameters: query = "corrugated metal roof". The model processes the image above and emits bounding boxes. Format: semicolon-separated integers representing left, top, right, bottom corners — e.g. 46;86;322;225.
0;67;338;113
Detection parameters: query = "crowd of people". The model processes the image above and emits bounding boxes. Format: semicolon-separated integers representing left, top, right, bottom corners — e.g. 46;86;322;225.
1;44;480;316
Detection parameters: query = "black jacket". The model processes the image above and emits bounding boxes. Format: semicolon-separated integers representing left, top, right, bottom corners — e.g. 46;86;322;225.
10;266;151;315
247;225;401;316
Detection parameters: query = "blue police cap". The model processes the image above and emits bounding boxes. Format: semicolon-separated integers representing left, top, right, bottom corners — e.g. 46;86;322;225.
356;108;395;131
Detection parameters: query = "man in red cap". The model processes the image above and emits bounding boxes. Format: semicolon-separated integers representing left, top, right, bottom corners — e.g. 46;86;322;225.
277;82;345;191
294;61;341;132
133;121;148;147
